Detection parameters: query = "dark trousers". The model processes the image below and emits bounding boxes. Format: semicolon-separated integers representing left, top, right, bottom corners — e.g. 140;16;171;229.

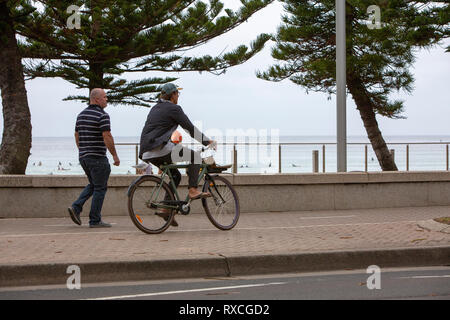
148;147;201;199
72;156;111;225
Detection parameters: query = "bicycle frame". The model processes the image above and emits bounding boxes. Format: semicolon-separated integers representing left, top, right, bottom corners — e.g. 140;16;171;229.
150;163;211;211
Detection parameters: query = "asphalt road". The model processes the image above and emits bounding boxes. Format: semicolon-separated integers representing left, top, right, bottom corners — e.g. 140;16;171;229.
1;266;449;301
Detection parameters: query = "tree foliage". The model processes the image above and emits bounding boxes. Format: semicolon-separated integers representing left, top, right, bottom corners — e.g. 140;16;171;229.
18;0;274;106
258;0;449;119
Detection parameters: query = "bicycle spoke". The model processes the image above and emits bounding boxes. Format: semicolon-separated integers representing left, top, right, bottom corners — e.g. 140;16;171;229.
128;176;175;234
203;176;239;230
213;193;233;220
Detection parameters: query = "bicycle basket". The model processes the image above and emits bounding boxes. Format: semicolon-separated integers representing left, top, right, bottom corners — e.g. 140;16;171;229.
207;163;232;173
203;156;215;165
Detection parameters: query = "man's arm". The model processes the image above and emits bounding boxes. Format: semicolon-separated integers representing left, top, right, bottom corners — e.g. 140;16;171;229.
74;132;79;148
102;131;120;166
171;106;212;146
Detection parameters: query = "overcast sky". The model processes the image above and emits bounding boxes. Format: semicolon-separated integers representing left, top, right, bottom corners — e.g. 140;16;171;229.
1;1;449;140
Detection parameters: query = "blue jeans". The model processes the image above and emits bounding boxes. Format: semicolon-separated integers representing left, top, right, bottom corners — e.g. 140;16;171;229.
72;156;111;225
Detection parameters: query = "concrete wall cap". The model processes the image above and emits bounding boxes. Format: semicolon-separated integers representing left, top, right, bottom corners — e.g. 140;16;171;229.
1;171;450;187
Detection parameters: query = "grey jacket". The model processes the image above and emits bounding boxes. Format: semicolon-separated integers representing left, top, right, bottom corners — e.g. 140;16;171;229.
139;100;211;159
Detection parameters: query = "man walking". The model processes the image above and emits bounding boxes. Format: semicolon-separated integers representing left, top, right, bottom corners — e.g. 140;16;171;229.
68;88;120;228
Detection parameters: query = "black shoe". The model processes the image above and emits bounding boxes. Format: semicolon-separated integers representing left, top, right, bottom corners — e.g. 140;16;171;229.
89;221;112;228
68;207;81;225
155;210;178;227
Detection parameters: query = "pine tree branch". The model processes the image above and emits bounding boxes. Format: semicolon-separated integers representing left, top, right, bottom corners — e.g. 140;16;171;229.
14;0;275;106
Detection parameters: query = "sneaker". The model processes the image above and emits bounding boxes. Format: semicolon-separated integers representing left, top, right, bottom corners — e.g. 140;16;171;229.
155;210;178;227
68;207;81;226
89;221;112;228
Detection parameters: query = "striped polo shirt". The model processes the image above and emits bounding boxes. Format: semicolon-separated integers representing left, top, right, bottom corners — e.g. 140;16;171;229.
75;104;111;158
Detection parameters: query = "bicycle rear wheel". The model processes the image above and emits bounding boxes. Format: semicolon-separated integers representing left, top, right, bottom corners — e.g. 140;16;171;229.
128;175;175;234
202;175;240;230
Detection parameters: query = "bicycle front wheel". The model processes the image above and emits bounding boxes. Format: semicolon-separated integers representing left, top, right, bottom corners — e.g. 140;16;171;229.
202;175;240;230
128;175;175;234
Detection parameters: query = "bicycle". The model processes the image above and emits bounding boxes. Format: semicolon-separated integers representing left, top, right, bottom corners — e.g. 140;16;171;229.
127;147;240;234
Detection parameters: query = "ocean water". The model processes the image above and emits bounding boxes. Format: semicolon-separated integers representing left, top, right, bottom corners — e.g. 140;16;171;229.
25;135;450;175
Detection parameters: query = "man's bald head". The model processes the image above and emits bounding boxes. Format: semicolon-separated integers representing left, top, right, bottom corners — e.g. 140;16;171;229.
90;88;108;108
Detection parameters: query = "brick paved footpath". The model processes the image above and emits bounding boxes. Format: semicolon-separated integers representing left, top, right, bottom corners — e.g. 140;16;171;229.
0;206;449;286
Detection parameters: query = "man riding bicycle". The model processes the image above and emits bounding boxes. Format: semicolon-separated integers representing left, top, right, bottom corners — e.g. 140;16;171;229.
139;83;216;227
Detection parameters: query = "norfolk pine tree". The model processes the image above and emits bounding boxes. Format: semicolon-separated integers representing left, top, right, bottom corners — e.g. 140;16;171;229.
0;0;34;174
258;0;449;171
19;0;274;107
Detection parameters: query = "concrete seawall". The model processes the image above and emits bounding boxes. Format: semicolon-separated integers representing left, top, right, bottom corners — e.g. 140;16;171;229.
1;171;450;218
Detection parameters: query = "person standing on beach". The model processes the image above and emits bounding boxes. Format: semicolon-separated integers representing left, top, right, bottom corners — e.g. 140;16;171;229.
68;88;120;228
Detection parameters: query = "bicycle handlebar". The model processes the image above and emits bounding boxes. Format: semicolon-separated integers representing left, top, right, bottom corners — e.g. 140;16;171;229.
197;141;217;153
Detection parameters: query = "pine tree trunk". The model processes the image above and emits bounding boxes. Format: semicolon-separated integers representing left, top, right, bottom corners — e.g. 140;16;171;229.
347;74;398;171
344;3;396;172
88;61;104;91
0;3;32;174
88;1;104;92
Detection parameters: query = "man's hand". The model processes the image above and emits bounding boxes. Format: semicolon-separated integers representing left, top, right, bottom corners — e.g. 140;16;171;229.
113;154;120;166
102;131;120;166
208;140;217;151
